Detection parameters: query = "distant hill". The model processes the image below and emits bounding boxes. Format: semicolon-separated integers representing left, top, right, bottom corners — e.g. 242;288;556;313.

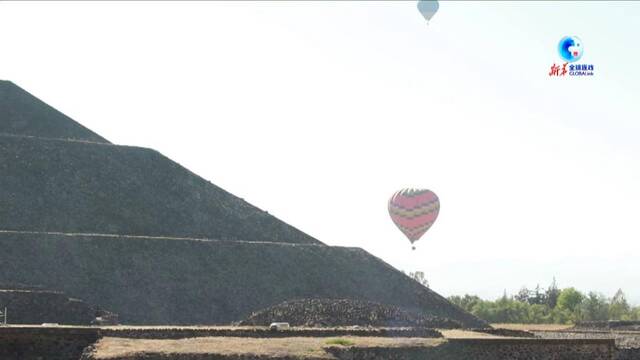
0;231;487;327
0;80;109;143
0;135;319;244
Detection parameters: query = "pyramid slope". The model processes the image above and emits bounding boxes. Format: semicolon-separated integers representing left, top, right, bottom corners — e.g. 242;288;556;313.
0;231;487;327
0;81;109;143
0;135;318;244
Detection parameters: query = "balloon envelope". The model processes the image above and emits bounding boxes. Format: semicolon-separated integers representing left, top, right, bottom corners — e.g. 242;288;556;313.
388;188;440;244
417;0;439;22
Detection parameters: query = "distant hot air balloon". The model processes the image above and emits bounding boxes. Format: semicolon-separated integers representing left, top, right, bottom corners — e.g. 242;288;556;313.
388;188;440;250
417;0;439;23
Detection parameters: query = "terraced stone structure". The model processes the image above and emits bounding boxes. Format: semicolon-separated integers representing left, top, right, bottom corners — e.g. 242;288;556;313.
0;288;97;325
0;80;486;327
240;298;462;328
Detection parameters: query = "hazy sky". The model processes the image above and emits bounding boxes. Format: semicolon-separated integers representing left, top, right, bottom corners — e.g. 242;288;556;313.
2;1;639;303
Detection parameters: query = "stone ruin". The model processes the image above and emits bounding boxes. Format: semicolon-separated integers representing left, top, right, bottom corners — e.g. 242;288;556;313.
240;298;462;328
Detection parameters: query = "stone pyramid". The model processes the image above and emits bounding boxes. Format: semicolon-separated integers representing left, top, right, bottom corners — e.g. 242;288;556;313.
0;81;486;327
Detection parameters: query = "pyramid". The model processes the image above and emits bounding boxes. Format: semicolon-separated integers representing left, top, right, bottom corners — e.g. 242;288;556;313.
0;81;487;327
0;81;108;143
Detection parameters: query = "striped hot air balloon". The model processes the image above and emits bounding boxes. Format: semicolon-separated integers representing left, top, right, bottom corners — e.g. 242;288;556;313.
388;188;440;250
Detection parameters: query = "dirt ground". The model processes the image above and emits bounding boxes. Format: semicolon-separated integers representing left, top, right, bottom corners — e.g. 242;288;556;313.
92;336;444;359
492;323;573;331
440;329;509;339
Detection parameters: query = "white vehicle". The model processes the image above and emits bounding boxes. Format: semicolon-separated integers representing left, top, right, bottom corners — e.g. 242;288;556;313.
269;322;290;331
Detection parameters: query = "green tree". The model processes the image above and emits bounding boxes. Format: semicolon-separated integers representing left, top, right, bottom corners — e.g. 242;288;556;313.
549;307;574;324
514;287;530;303
545;277;561;309
526;303;551;324
449;286;635;325
557;288;584;314
448;294;482;313
529;284;547;305
609;289;631;320
470;300;495;322
581;292;609;321
409;271;429;288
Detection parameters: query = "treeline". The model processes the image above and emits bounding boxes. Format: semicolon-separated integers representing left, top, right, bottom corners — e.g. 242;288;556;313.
447;279;640;324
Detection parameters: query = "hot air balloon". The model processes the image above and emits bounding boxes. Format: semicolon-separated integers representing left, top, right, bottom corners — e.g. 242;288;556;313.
417;0;439;23
388;188;440;250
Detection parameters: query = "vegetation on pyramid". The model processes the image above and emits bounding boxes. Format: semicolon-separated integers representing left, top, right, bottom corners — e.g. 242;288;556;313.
0;81;109;143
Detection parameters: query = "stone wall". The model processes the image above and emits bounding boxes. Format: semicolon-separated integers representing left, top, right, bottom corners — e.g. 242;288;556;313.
576;321;640;331
101;326;442;339
533;330;640;359
0;289;96;325
0;327;99;360
84;355;306;360
327;339;616;360
616;348;640;360
0;327;619;360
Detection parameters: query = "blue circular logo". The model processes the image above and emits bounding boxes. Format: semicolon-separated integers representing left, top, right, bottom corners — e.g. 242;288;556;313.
558;36;583;62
